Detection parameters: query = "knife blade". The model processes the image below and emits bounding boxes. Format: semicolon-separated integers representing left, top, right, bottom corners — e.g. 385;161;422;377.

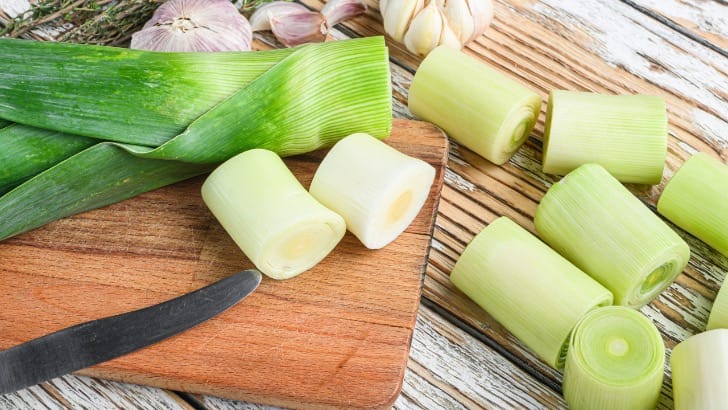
0;269;262;394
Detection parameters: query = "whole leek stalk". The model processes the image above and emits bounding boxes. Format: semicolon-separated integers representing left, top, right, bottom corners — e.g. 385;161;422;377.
542;91;667;185
671;329;728;410
563;306;665;410
450;217;613;369
535;163;690;308
707;279;728;330
408;46;541;165
201;149;346;280
657;153;728;257
0;37;392;241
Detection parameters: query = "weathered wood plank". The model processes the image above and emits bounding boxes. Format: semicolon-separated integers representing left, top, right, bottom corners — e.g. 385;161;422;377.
624;0;728;52
0;375;193;410
319;0;727;407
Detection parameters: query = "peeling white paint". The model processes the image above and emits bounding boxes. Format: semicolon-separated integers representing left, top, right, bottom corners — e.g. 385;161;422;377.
533;1;728;133
631;0;728;40
693;107;728;148
444;168;477;192
0;0;29;18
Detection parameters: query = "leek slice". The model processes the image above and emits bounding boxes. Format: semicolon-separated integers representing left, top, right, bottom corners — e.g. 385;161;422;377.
563;306;665;410
657;153;728;256
535;163;690;308
408;46;541;165
309;133;436;249
707;280;728;330
0;37;391;241
542;91;667;185
449;217;613;369
201;149;345;280
671;329;728;410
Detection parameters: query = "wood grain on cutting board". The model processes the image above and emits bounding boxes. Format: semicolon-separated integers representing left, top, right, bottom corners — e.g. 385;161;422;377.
0;119;448;410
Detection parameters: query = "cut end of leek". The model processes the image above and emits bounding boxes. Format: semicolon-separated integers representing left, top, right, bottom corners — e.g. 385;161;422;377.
707;278;728;330
201;149;345;280
408;46;541;165
535;163;689;308
309;133;435;249
658;152;728;257
542;91;667;185
450;217;613;369
671;329;728;410
564;306;665;410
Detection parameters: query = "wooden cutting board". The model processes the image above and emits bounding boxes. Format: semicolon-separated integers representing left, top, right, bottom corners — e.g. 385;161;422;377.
0;119;448;409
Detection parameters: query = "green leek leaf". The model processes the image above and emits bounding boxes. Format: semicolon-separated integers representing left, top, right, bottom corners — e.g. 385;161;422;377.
0;37;392;241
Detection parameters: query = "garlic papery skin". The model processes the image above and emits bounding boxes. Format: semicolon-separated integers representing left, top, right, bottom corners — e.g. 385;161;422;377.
249;1;310;31
321;0;367;27
381;0;494;57
130;0;252;52
251;0;366;47
270;11;327;47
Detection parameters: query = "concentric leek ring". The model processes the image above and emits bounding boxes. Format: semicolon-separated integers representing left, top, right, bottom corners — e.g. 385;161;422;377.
563;306;665;410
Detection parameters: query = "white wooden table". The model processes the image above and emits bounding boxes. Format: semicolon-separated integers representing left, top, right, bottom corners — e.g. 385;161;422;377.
1;0;726;408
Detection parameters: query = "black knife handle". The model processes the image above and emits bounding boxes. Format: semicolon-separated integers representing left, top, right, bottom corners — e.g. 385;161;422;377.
0;269;261;394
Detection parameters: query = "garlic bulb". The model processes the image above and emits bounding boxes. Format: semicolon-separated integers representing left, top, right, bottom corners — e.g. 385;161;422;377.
380;0;493;56
250;0;366;47
130;0;252;52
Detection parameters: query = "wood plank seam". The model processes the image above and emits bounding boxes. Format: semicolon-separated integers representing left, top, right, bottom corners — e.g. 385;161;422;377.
419;297;563;394
618;0;728;58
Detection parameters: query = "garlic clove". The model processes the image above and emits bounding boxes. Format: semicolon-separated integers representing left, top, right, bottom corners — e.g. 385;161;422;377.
249;1;310;32
439;18;463;49
130;0;252;52
321;0;367;28
383;0;424;42
442;0;475;45
270;11;327;47
403;1;443;56
465;0;494;43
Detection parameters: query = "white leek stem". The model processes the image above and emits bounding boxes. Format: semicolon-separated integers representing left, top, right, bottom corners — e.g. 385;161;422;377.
671;329;728;410
535;163;690;308
707;279;728;330
408;46;542;165
542;91;667;185
201;149;345;280
450;217;613;369
658;152;728;257
563;306;665;410
309;133;435;249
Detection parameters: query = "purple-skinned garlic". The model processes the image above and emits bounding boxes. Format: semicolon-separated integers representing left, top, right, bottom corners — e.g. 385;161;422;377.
250;0;366;47
130;0;252;52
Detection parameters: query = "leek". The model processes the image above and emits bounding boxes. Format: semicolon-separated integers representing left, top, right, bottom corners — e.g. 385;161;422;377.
671;329;728;410
0;37;392;241
0;124;96;195
657;153;728;257
563;306;665;410
542;91;667;185
534;163;690;308
201;149;345;280
449;217;613;369
309;133;436;249
408;46;542;165
707;279;728;330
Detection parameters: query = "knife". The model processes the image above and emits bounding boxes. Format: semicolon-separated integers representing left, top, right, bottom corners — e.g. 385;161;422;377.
0;269;262;394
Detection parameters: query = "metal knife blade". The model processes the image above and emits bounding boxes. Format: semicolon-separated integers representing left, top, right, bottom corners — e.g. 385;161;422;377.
0;269;262;394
